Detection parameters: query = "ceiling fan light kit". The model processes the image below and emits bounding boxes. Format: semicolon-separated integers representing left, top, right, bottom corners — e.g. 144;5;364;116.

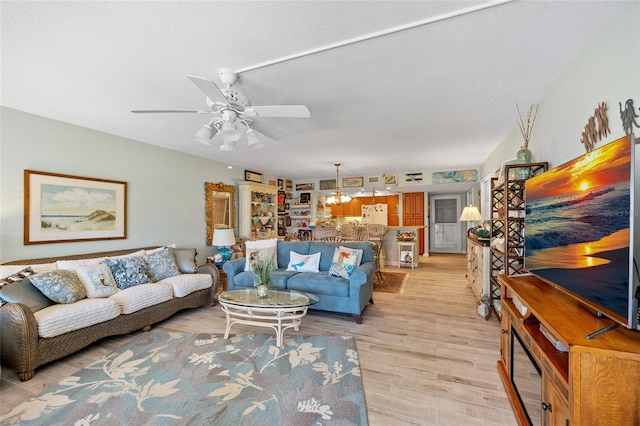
246;129;264;149
132;69;310;152
193;123;215;145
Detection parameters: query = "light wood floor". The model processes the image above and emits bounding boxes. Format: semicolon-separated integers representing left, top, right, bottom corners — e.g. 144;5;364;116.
0;253;517;425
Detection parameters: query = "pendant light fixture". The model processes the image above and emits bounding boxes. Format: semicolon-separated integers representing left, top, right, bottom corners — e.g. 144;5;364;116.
325;163;352;206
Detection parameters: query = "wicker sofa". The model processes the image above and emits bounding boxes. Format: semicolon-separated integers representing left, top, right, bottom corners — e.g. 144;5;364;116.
0;247;219;381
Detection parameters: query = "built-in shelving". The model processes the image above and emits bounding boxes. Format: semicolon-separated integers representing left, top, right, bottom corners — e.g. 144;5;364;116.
238;182;278;240
288;203;313;230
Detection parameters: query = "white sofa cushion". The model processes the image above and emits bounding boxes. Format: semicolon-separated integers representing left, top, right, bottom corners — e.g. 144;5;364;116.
109;282;173;314
34;298;121;338
160;274;212;298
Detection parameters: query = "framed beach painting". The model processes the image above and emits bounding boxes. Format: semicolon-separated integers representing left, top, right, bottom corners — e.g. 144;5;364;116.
24;170;127;245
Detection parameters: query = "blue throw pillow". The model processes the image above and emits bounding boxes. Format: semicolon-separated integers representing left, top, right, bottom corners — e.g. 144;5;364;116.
102;256;151;289
29;270;86;304
145;247;181;281
0;277;55;311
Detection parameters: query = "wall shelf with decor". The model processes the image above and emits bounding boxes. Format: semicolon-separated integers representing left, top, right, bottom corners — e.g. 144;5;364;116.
288;203;313;234
489;162;547;320
277;190;287;236
238;181;278;240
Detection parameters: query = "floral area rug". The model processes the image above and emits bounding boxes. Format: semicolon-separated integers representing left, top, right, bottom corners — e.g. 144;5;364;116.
2;332;367;425
374;271;408;293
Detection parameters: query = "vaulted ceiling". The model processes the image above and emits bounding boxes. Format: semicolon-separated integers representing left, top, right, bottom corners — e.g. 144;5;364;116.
1;1;624;188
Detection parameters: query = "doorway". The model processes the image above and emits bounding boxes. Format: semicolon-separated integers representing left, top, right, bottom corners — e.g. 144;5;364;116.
429;194;463;253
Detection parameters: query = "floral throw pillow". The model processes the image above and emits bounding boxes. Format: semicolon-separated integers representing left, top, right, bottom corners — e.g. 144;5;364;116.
102;256;151;289
145;247;181;282
286;251;321;273
75;264;119;298
244;239;278;272
328;247;360;279
29;270;86;304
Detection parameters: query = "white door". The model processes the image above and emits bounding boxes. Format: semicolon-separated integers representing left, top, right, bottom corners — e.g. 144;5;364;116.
429;194;463;253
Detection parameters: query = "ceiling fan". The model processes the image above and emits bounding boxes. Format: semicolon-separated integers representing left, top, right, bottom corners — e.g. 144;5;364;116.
131;69;310;150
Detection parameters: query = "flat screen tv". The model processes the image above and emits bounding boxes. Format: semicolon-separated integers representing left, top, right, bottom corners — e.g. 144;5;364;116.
524;134;639;330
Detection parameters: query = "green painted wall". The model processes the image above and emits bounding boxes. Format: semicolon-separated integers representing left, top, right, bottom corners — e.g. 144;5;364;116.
0;107;244;263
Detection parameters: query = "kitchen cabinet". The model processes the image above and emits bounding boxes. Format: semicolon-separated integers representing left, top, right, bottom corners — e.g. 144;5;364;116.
387;195;399;226
344;198;362;216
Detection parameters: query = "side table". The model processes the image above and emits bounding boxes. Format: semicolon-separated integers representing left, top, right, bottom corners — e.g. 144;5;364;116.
397;241;418;269
213;263;228;292
200;261;228;294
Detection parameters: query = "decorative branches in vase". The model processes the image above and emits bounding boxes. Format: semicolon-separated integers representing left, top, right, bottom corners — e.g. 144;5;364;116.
515;103;539;178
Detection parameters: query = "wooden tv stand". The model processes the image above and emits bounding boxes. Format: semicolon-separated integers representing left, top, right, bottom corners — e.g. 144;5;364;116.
498;274;640;425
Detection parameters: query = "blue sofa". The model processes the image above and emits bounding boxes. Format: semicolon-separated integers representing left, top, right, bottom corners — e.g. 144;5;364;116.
223;241;375;323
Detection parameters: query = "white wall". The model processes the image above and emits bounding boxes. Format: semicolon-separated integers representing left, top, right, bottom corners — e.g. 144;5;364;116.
0;107;245;263
482;0;640;176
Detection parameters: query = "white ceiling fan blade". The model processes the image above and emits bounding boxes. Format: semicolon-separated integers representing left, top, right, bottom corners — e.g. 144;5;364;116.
187;75;229;106
249;120;287;140
247;105;310;118
131;109;210;114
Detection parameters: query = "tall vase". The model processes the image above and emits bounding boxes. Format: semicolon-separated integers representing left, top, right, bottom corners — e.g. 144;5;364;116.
516;146;532;179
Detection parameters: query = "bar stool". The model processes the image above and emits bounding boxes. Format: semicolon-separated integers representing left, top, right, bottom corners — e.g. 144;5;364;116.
367;224;387;283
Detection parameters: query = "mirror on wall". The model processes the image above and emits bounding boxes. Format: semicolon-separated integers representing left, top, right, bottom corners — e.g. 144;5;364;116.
205;182;236;245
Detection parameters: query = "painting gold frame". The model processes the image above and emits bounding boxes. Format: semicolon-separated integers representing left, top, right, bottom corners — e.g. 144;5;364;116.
205;182;236;246
24;170;127;245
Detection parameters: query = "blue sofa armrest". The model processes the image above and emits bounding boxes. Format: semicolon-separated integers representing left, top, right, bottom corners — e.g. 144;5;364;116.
222;258;246;290
349;261;375;287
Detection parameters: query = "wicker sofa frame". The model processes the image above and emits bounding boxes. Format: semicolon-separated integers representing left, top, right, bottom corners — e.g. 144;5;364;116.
0;247;219;381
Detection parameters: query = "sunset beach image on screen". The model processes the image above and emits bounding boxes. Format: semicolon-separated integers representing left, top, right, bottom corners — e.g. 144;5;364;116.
524;136;632;322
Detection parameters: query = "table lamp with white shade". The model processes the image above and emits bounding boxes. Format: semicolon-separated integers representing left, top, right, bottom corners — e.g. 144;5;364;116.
212;228;236;264
459;205;487;237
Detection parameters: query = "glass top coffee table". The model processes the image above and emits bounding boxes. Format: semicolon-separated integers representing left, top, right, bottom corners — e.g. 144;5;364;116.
218;289;319;347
